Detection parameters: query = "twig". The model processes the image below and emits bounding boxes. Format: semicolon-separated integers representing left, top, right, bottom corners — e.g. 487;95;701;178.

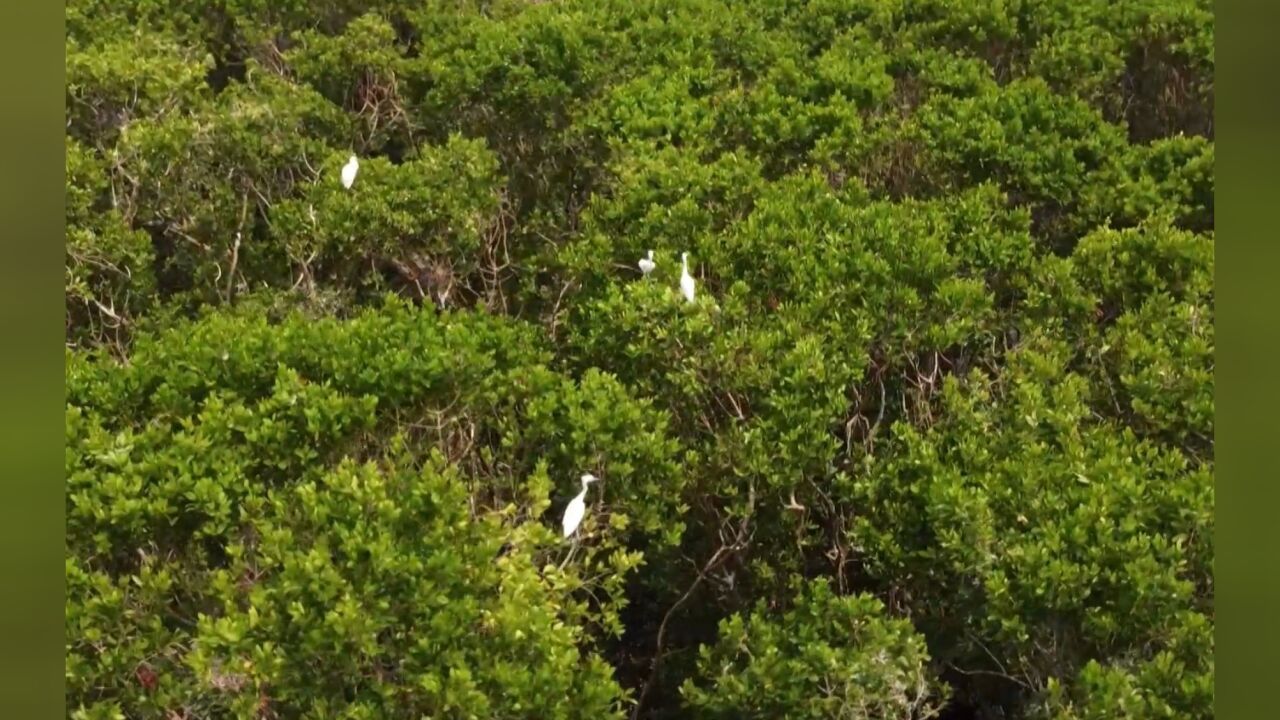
224;232;241;303
946;663;1033;692
963;632;1032;691
548;279;575;341
223;194;250;302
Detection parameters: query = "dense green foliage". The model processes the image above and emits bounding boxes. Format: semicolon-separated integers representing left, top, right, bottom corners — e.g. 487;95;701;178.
66;1;1213;718
681;579;942;719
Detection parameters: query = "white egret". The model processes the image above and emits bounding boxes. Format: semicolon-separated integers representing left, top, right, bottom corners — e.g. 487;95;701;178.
562;474;598;538
340;155;359;189
679;252;696;303
638;250;656;277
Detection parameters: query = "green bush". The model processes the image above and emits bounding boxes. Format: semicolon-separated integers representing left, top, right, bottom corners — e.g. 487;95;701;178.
845;340;1212;717
67;452;628;719
66;300;691;716
1069;221;1214;450
269;136;504;307
66;139;156;347
681;579;943;719
65;2;1213;717
66;29;213;147
114;70;351;302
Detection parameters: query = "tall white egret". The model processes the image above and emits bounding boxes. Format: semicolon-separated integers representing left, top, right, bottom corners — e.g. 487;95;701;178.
562;474;598;538
680;252;696;303
340;155;359;189
638;250;656;277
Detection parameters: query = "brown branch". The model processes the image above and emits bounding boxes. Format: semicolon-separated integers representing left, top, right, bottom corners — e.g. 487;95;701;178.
224;232;241;303
223;194;251;302
631;482;754;720
946;663;1033;692
547;279;576;341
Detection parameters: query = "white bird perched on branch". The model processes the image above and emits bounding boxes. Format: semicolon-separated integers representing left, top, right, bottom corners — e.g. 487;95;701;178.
639;250;656;277
340;154;359;189
680;252;696;303
562;474;598;538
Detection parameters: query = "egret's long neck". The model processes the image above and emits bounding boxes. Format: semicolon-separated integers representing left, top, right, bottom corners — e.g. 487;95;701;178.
682;256;688;272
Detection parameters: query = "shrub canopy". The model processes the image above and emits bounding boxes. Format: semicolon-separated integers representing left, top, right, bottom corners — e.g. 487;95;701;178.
66;1;1213;718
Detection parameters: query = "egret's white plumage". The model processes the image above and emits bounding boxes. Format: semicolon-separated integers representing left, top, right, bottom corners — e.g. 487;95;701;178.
638;250;656;277
562;474;598;538
679;252;696;303
341;155;359;189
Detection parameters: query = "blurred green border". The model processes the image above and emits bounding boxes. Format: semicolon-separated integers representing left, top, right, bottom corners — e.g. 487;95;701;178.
0;3;64;717
1217;1;1277;718
0;2;1256;718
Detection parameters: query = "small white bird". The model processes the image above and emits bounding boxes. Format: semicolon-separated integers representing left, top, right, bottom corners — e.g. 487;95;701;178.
562;474;598;538
679;252;696;303
340;155;359;189
638;250;656;277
